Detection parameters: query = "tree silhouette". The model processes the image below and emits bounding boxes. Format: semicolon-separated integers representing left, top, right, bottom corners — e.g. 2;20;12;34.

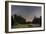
32;16;41;26
11;16;14;26
11;15;41;27
12;15;26;25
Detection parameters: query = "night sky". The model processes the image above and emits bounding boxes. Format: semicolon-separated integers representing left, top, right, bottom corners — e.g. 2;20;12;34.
11;5;41;22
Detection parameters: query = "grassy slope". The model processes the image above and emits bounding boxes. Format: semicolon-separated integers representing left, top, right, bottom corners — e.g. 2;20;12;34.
12;24;32;28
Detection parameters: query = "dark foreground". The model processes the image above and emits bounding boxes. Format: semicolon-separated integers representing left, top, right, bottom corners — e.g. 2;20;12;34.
12;24;40;28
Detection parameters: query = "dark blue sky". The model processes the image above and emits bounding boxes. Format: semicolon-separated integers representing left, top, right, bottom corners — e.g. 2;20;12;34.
11;5;41;21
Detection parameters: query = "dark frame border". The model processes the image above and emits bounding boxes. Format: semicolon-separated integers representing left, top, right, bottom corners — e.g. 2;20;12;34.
5;1;45;33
